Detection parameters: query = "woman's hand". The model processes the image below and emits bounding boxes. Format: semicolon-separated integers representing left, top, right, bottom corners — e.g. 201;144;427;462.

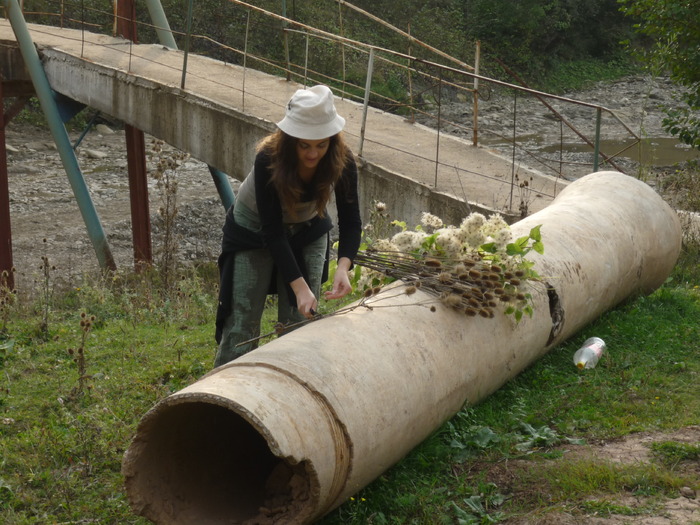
324;257;353;300
290;277;318;319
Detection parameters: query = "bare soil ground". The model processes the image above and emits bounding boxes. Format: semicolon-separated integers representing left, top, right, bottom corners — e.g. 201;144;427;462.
479;426;700;524
5;120;231;295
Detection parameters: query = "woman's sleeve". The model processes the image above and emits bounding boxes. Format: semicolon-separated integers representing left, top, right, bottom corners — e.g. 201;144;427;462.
254;153;304;284
335;155;363;262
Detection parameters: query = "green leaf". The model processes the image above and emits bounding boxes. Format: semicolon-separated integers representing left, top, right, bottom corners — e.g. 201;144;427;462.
463;495;486;515
529;224;542;242
506;243;524;256
480;242;497;254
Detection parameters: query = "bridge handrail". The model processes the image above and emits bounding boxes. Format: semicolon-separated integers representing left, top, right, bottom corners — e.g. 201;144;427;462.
6;0;644;202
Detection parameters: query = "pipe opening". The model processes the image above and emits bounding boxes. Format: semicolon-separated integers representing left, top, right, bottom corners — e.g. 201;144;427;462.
124;401;312;524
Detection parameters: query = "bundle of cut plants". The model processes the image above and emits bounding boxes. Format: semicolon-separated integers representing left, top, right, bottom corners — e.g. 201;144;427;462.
353;207;544;322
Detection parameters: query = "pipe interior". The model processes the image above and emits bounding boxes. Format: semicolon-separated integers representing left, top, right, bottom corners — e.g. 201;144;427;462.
131;401;310;524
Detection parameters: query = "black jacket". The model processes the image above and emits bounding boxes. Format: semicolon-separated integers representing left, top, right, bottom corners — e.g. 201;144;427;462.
214;209;333;344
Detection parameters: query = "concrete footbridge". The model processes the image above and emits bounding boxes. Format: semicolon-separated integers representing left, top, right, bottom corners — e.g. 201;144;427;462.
1;3;576;274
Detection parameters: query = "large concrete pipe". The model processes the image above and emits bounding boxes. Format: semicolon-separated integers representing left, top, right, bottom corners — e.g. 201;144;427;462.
122;171;681;524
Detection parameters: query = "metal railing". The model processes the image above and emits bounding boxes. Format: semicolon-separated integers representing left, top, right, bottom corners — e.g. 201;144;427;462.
5;0;643;208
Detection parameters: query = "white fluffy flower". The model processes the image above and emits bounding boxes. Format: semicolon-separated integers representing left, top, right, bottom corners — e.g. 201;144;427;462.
435;227;462;257
370;238;400;252
493;228;512;251
358;267;384;289
465;230;487;249
460;213;486;235
391;230;426;252
420;212;444;231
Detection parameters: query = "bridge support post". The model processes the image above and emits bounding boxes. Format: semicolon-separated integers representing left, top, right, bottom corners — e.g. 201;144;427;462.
0;74;14;291
117;0;154;270
3;0;116;271
124;125;153;268
143;0;177;50
143;0;236;213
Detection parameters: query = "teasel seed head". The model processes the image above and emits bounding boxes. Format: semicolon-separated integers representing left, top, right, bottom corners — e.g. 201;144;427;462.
438;272;453;283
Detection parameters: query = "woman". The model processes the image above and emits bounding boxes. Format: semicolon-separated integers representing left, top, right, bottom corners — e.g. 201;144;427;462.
214;85;362;367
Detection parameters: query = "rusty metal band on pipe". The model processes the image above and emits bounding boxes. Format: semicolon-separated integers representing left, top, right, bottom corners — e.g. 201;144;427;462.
122;171;681;524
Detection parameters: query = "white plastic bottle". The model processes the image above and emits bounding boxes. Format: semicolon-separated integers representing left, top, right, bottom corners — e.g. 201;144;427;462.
573;337;606;369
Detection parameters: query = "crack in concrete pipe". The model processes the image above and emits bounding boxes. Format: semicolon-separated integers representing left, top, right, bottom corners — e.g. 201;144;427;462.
122;171;681;524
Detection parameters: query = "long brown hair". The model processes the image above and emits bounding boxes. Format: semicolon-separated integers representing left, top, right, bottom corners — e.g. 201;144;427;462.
258;129;351;220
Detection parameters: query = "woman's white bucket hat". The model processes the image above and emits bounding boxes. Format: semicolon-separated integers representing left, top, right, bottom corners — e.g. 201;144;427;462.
277;85;346;140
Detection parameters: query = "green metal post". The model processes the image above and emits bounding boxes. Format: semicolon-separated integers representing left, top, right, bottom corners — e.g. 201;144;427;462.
593;107;602;172
144;0;234;209
208;167;235;211
358;47;375;157
3;0;116;270
181;0;194;89
144;0;178;50
282;0;291;81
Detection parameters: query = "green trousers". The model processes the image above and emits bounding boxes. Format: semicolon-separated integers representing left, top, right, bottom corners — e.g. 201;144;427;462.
214;202;328;367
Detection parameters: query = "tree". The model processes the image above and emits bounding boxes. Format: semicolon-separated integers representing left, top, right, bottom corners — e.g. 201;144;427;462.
619;0;700;150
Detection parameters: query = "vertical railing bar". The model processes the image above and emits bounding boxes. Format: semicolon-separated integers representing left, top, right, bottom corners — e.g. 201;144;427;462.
79;0;85;55
559;118;564;179
407;22;414;123
472;40;480;146
509;90;517;211
593;107;602;172
358;47;375;158
242;9;250;109
282;0;291;81
434;69;442;187
303;32;309;86
338;1;346;98
180;0;194;89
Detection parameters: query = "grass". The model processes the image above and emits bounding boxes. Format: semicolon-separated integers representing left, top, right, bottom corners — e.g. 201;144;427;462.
319;279;700;524
0;240;698;524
